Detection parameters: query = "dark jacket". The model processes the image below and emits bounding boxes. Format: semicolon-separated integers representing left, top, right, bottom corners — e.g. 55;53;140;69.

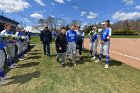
55;33;67;53
40;30;52;43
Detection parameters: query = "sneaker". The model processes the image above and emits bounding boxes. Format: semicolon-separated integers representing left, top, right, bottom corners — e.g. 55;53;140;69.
95;60;101;63
19;58;24;61
74;63;77;66
105;64;109;69
92;56;96;60
0;80;8;86
2;75;11;80
62;64;65;67
24;54;28;57
9;65;16;69
12;63;18;66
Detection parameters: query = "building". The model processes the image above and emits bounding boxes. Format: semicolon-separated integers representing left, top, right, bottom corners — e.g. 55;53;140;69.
0;15;19;33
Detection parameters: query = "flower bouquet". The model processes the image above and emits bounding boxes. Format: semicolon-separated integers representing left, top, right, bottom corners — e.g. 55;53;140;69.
19;36;26;42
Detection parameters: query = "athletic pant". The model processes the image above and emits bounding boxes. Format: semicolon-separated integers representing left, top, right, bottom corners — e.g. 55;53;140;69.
6;43;15;66
43;42;50;56
99;41;110;64
0;50;5;78
77;41;83;56
90;41;98;57
67;42;76;64
57;52;66;64
16;42;25;58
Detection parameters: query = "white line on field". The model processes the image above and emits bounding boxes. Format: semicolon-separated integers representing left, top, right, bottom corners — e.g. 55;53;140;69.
110;50;140;61
84;43;140;61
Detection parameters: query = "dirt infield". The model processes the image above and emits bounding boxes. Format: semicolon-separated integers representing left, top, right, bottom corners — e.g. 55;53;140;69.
84;38;140;69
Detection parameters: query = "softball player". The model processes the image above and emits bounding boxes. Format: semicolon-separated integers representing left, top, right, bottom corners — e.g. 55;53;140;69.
66;24;77;66
15;28;26;61
95;20;112;69
1;24;16;69
88;26;98;59
0;36;7;85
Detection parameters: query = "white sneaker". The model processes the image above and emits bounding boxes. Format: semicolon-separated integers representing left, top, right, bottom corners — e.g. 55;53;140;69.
9;65;16;69
19;58;24;61
12;63;18;66
105;64;109;69
2;75;11;80
24;54;28;57
74;63;77;66
95;60;101;63
92;56;96;60
0;80;8;86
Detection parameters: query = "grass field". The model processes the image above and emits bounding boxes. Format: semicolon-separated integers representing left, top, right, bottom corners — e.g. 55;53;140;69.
0;36;140;93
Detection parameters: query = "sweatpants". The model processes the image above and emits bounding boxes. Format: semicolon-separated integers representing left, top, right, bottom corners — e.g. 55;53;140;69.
99;41;111;64
67;42;76;64
0;50;6;78
6;43;15;66
57;52;66;64
16;42;25;58
90;41;98;57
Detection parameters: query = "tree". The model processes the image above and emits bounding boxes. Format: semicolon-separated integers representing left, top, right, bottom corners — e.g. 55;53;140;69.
38;16;66;31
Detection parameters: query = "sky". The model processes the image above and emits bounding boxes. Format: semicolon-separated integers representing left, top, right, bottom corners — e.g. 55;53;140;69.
0;0;140;26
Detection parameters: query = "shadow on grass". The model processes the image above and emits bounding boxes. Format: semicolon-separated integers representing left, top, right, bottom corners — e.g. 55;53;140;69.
82;55;92;62
32;50;41;52
65;62;74;67
50;54;57;57
18;62;40;68
109;60;122;67
28;52;42;55
5;71;41;85
25;56;41;59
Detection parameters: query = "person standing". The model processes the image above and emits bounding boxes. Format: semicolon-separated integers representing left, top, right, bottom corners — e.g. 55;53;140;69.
76;26;84;61
15;27;26;61
1;24;16;69
40;26;52;56
55;27;67;67
0;35;8;85
95;20;112;69
88;26;99;59
66;24;77;66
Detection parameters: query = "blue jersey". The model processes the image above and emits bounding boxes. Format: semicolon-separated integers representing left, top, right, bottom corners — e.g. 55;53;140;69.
16;32;25;42
101;28;112;41
92;34;98;42
17;32;25;36
89;30;98;42
0;37;5;49
66;30;77;43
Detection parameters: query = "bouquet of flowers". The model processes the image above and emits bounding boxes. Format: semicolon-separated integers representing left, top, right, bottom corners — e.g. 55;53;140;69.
9;35;17;43
0;33;11;40
19;36;26;42
98;29;103;33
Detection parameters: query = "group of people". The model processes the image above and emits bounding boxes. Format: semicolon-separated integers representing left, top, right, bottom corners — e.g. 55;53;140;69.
0;23;30;85
40;20;112;69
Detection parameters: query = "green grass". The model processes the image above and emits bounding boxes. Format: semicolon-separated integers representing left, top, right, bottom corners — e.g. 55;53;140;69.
30;36;40;44
0;36;140;93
